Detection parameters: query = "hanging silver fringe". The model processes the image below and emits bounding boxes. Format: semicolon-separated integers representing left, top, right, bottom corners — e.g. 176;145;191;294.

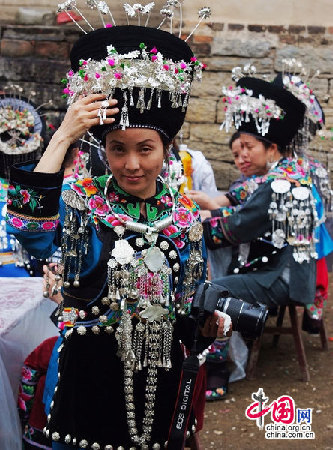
136;88;146;113
120;91;130;129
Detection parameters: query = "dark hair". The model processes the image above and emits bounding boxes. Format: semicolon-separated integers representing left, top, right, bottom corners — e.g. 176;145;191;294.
62;142;79;169
228;131;241;149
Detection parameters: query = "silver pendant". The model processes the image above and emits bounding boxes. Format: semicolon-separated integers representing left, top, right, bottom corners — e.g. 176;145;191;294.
107;258;117;269
271;179;291;194
112;240;135;265
144;247;165;272
140;305;168;322
61;190;86;211
292;186;310;201
188;222;203;242
272;229;286;249
145;231;158;245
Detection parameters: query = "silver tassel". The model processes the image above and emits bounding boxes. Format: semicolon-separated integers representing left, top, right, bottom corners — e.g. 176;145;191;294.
136;88;146;113
146;88;154;110
120;92;129;129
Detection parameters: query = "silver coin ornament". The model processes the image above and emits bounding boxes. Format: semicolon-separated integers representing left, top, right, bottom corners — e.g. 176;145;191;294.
292;186;310;201
271;179;291;194
111;239;135;265
144;246;166;272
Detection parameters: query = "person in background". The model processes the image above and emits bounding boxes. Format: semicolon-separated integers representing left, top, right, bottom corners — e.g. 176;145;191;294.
0;91;45;276
190;130;272;400
18;337;58;450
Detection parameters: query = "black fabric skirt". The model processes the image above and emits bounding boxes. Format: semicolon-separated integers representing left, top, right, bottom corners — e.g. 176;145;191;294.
47;328;190;448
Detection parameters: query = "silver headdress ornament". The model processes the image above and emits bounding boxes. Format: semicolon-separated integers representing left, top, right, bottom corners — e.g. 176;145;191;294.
63;43;204;108
281;58;323;126
219;82;285;136
231;64;257;82
57;1;211;38
0;86;48;156
60;2;210;129
317;128;333;141
0;85;50;178
220;64;285;136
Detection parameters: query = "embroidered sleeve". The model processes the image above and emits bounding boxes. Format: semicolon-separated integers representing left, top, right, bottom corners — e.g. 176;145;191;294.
6;161;64;232
6;161;64;258
18;365;40;428
204;183;273;248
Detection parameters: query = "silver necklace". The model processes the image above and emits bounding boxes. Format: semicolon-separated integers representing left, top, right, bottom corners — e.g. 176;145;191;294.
104;174;175;239
104;174;177;446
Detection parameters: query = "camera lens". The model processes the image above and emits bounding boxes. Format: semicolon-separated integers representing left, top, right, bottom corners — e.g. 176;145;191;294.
216;297;268;339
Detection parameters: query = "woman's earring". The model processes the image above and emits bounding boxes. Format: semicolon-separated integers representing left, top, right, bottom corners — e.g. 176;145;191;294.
266;154;275;170
163;146;172;185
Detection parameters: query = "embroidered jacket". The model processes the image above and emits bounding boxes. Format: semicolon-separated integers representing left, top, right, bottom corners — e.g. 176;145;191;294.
6;161;207;449
204;157;317;304
6;162;206;323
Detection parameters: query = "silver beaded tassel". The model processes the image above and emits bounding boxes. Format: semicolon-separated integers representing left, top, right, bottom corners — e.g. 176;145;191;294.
120;91;129;130
119;319;173;447
61;204;89;288
269;184;318;262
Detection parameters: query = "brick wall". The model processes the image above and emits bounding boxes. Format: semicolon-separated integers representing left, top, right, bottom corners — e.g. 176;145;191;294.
0;23;332;189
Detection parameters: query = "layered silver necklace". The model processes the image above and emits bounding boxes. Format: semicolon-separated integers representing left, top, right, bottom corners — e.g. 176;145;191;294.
104;175;177;446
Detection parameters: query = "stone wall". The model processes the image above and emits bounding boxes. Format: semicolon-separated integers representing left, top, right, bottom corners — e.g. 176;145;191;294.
0;22;332;189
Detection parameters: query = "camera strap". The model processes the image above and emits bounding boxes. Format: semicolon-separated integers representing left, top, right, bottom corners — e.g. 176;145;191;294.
167;354;199;450
167;282;210;449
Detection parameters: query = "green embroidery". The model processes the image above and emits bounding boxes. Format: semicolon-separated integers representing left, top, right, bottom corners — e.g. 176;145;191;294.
127;202;141;219
146;203;158;221
8;184;43;212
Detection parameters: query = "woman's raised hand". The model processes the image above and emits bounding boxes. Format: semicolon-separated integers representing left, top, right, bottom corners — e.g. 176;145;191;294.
35;94;118;173
59;94;119;145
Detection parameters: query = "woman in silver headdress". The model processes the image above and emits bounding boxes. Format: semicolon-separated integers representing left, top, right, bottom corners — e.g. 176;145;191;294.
6;22;229;449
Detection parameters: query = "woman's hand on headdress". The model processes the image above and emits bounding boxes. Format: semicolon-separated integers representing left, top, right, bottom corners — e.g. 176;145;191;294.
35;94;118;173
60;94;119;144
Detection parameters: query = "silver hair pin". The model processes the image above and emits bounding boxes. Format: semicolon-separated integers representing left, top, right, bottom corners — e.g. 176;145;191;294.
58;0;95;33
58;1;210;37
87;1;116;27
157;7;174;30
123;3;154;26
185;6;211;42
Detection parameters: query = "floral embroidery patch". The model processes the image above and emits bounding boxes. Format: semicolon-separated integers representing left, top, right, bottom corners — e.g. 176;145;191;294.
7;184;43;212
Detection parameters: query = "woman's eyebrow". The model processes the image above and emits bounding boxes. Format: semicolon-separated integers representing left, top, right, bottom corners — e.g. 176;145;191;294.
108;140;124;144
136;139;155;145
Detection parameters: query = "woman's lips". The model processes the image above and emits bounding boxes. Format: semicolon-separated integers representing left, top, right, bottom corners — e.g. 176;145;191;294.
124;175;143;182
240;163;251;172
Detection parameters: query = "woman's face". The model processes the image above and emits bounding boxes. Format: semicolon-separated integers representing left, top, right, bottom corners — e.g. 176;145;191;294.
105;128;165;199
232;134;270;177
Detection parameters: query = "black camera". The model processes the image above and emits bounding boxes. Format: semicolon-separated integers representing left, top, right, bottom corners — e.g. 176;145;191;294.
216;296;268;339
192;282;268;340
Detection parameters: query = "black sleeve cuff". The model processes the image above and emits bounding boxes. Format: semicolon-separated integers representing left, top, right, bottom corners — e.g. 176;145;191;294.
211;209;221;217
8;160;64;218
203;219;223;250
225;192;240;206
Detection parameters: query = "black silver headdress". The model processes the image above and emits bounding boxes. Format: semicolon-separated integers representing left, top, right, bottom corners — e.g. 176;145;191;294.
59;1;211;141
